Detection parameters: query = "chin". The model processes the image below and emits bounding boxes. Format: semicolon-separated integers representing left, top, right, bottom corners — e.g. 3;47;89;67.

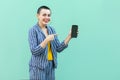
43;22;49;25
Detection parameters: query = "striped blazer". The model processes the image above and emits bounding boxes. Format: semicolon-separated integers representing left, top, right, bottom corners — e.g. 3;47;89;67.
28;23;68;69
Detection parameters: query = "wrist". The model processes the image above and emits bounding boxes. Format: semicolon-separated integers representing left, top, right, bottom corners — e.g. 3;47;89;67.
68;34;71;39
45;38;49;43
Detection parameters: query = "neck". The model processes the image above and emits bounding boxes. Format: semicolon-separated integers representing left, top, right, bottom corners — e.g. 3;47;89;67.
38;21;46;29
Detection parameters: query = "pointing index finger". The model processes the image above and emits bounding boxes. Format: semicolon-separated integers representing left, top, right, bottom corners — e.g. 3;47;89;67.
53;34;58;36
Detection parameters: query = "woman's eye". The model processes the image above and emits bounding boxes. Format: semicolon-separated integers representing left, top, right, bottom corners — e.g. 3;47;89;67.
43;14;46;16
48;14;51;17
42;14;51;17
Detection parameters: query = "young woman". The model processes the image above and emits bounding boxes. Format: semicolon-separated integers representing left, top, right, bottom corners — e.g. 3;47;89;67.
28;6;72;80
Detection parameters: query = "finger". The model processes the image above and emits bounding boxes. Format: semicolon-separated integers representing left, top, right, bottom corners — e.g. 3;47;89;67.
53;34;58;36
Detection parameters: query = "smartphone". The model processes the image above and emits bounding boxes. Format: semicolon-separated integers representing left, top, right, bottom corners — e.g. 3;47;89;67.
71;25;78;38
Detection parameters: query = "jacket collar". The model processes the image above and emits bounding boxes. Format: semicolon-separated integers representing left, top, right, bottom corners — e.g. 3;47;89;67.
35;23;52;36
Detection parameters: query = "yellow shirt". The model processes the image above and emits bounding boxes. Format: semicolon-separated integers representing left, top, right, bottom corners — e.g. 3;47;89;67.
47;42;53;60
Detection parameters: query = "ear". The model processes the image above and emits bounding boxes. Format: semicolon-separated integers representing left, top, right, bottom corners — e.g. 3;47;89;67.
36;14;39;18
36;14;40;20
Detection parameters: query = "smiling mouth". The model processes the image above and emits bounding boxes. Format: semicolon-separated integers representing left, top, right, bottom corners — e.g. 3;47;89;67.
44;20;50;23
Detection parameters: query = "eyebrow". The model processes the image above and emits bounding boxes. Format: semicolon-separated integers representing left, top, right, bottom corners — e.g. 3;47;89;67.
43;13;51;15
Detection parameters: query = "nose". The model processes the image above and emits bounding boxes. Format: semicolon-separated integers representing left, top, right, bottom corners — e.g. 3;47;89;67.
45;16;50;20
46;15;50;18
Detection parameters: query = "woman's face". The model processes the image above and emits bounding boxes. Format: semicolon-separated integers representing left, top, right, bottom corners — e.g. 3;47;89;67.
37;9;51;26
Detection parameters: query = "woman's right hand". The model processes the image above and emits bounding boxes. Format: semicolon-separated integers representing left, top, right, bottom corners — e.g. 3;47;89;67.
40;34;57;48
46;34;57;42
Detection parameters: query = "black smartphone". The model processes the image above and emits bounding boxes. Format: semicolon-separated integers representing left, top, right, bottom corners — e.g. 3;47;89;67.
71;25;78;38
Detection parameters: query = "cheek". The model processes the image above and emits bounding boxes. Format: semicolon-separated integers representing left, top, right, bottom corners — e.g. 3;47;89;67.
39;17;44;21
38;16;42;20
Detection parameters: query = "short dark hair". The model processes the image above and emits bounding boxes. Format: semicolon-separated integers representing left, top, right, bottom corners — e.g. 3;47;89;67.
37;6;51;14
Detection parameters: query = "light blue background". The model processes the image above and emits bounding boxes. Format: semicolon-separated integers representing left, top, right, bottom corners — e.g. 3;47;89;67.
0;0;120;80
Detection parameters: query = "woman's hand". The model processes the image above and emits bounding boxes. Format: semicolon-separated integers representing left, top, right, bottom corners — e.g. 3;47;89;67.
46;34;57;42
64;29;72;45
40;34;57;48
64;28;79;45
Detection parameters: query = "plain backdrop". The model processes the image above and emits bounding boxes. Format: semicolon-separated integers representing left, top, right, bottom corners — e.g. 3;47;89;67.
0;0;120;80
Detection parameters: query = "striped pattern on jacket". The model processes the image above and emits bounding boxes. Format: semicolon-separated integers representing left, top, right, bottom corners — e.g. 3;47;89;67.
28;23;68;69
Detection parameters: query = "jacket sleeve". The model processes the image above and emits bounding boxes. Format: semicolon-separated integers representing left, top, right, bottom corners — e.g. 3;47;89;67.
55;36;68;53
28;28;45;56
51;27;68;52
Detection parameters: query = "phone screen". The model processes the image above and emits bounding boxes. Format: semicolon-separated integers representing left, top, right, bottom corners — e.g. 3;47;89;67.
71;25;78;38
